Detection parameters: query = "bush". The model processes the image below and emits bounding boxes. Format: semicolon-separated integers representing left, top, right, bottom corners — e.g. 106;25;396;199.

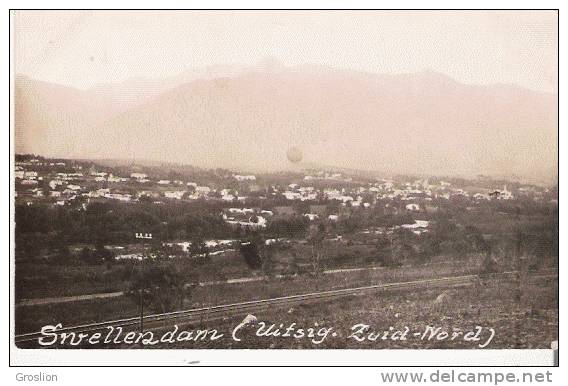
126;263;191;314
239;241;263;270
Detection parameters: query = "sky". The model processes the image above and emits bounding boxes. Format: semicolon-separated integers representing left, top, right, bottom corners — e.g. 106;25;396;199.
13;10;558;93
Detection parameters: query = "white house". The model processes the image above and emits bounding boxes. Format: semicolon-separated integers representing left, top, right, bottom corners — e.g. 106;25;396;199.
283;191;301;200
234;175;256;182
104;193;132;202
405;203;420;211
401;220;429;229
222;194;236;201
107;174;128;183
195;186;211;195
131;173;148;180
164;191;186;200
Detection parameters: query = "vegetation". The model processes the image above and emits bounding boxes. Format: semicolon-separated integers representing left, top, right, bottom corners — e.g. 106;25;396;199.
14;156;558;345
125;262;193;314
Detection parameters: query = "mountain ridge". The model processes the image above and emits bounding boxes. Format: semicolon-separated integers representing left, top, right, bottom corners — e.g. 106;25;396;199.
14;66;558;185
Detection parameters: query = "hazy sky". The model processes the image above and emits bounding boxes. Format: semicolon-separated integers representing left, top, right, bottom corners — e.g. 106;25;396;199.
13;10;557;92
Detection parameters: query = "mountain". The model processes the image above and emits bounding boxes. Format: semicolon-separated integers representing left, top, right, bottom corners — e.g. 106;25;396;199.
88;63;253;111
14;66;558;183
14;75;124;159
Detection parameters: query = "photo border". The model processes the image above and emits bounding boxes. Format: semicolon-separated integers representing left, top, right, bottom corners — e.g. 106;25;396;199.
7;7;560;368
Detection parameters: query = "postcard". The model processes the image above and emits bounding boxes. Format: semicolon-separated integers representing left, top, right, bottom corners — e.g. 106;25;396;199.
9;9;559;367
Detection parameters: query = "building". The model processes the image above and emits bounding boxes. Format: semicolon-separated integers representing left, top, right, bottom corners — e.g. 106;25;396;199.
405;203;420;211
131;173;148;179
164;191;186;200
234;174;256;182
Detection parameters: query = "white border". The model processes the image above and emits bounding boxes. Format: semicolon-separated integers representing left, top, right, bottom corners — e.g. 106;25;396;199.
3;1;563;370
11;348;556;366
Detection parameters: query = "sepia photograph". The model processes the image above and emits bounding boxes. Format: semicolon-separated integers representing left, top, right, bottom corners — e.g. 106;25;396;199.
9;8;559;367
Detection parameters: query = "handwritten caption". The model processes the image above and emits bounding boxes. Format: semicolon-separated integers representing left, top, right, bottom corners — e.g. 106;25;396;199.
37;316;495;348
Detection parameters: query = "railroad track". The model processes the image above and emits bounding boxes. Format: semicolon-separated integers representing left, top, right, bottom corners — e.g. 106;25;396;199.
15;260;464;307
14;269;557;346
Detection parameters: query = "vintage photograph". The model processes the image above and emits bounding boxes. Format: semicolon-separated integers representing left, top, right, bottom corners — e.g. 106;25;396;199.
11;10;558;353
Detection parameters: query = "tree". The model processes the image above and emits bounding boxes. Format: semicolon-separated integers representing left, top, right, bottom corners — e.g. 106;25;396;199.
15;233;45;260
375;234;392;265
138;194;154;204
126;263;191;314
55;244;72;264
93;242;114;264
308;223;326;275
261;241;278;278
80;246;95;265
239;233;264;270
387;230;411;267
48;234;73;264
190;236;210;264
267;217;308;238
339;216;362;234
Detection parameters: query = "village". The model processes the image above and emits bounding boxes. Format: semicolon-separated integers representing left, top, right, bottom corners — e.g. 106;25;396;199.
15;156;529;209
14;153;558;340
14;154;557;264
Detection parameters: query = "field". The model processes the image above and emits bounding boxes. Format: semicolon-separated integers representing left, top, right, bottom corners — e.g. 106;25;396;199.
15;254;555;336
29;271;555;349
157;272;558;349
13;156;559;350
14;240;434;300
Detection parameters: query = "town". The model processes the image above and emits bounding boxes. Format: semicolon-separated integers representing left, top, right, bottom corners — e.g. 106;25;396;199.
15;153;557;263
14;153;558;346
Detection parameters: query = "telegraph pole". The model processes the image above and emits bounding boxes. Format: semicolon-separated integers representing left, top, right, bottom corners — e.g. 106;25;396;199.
135;232;152;333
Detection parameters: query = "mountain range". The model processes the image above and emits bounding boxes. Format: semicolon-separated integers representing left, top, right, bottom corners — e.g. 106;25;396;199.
14;62;558;184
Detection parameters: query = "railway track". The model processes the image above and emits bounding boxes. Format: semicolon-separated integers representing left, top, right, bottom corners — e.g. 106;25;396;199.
15;260;463;307
14;269;557;346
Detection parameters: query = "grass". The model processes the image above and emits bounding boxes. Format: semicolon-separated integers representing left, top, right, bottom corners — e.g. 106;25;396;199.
15;255;554;335
161;274;558;349
14;237;493;301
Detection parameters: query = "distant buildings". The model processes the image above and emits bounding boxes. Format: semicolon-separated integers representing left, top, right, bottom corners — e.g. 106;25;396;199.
401;220;430;235
130;173;149;183
225;215;267;229
405;203;420;211
130;173;146;179
13;157;545;222
488;186;514;200
164;191;186;200
234;174;256;182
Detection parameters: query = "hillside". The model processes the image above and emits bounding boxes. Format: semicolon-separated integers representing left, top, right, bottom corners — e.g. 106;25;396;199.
14;67;558;183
